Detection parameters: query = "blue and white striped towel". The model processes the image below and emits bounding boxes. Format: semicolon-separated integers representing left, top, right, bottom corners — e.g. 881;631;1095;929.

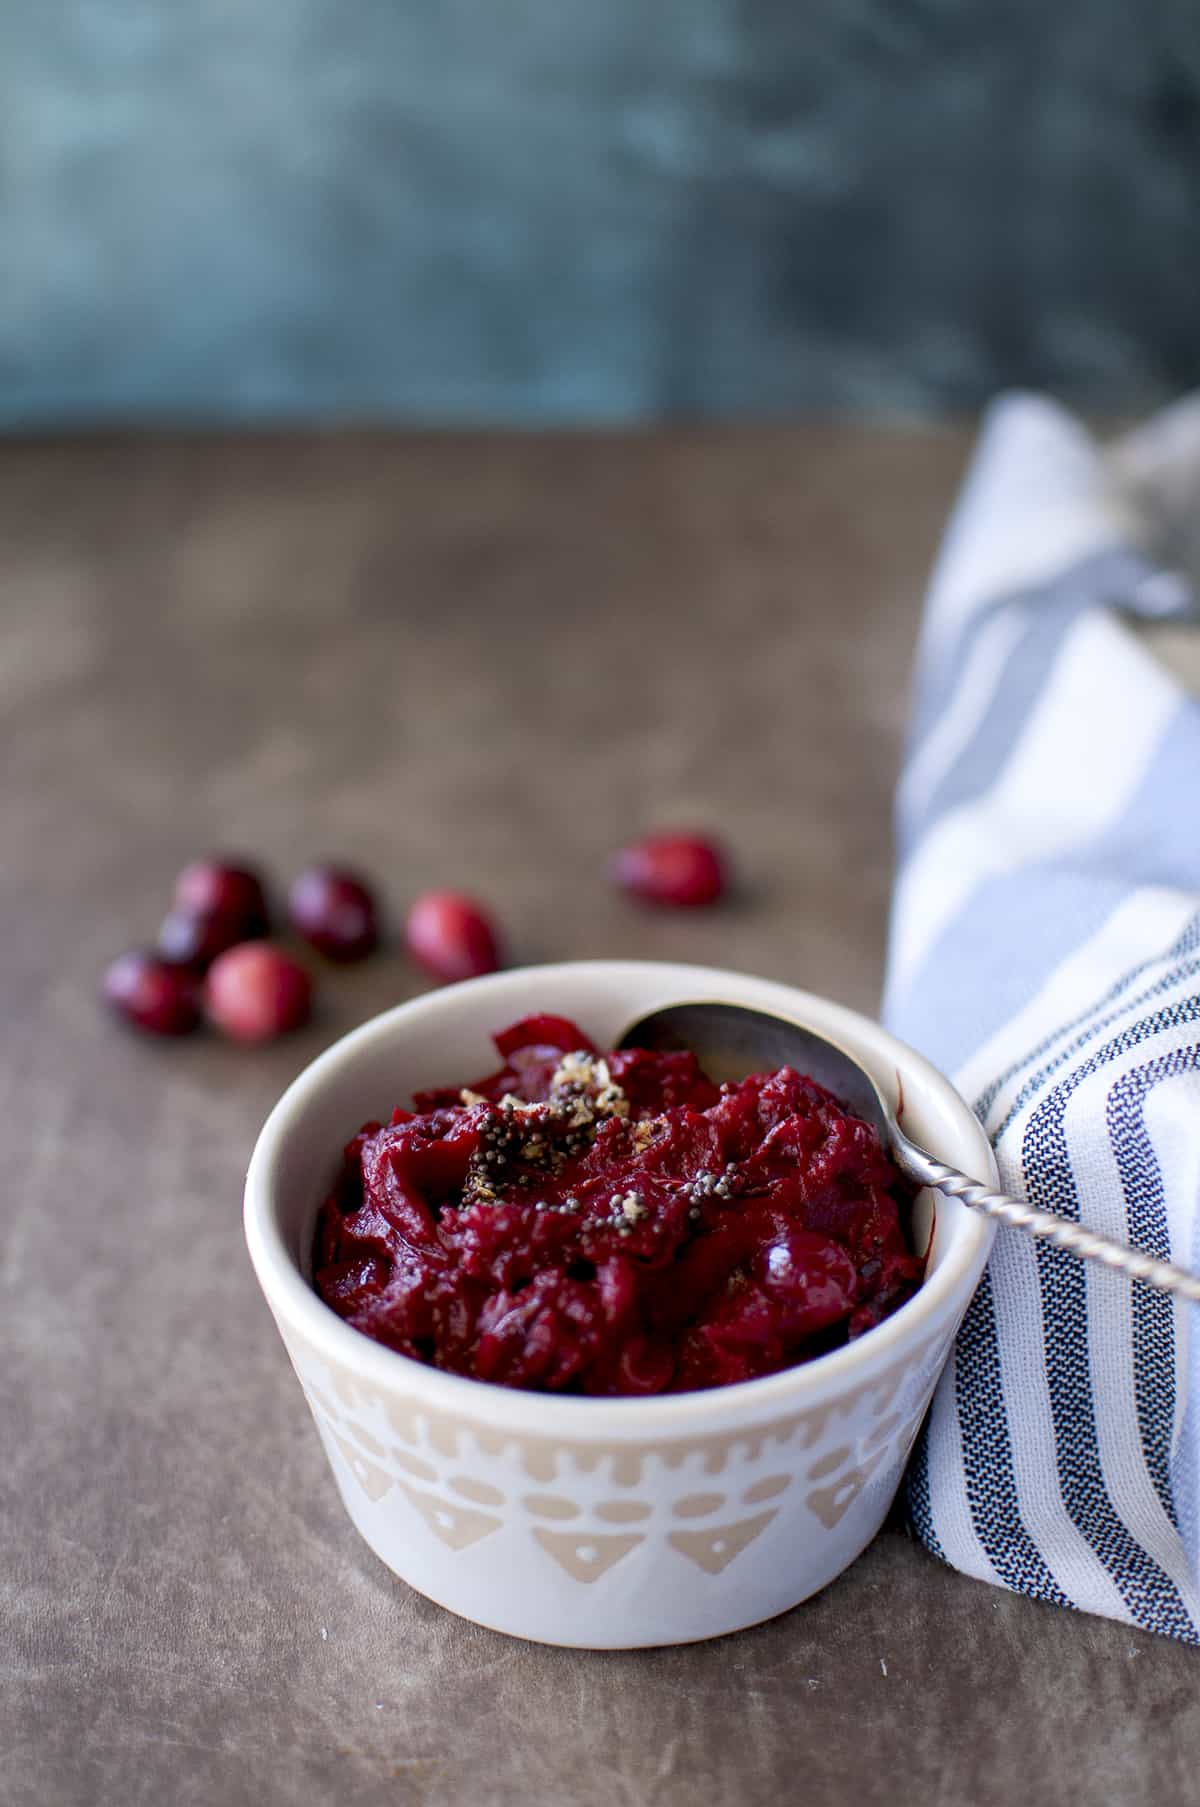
884;393;1200;1643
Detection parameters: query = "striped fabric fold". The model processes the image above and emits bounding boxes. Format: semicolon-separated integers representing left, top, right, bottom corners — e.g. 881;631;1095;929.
885;393;1200;1642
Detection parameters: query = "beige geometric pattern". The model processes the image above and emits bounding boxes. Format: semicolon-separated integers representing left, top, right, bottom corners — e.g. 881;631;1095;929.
389;1447;440;1483
533;1528;645;1581
399;1482;502;1551
346;1419;388;1457
523;1494;579;1520
448;1475;505;1506
288;1323;946;1486
327;1426;396;1503
864;1412;903;1452
291;1323;952;1579
804;1447;890;1530
594;1500;652;1524
668;1510;779;1575
674;1492;726;1518
743;1474;792;1504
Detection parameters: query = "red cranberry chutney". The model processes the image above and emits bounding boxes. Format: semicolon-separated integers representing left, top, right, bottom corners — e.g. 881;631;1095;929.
313;1014;924;1396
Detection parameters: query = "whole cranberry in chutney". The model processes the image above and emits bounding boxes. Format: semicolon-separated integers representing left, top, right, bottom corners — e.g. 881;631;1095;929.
205;943;311;1043
174;858;270;939
612;832;727;907
288;864;379;963
405;891;501;984
103;951;203;1036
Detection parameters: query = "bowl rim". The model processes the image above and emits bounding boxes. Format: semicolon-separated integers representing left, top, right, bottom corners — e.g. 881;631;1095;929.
244;959;996;1435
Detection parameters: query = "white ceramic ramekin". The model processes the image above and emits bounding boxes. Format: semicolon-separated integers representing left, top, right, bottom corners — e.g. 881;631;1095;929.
244;961;995;1647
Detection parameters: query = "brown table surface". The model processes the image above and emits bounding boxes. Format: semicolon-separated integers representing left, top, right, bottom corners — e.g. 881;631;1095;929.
4;429;1195;1807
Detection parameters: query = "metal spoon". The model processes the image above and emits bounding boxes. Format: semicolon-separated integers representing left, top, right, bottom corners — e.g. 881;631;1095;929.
618;999;1200;1304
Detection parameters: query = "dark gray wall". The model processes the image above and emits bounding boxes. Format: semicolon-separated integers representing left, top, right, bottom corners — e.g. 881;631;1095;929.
3;1;1199;424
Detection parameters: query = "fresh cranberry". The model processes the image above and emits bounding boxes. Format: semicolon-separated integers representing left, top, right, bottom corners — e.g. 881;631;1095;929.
174;858;270;937
103;951;203;1036
612;833;727;907
288;864;379;962
205;943;311;1043
405;891;501;984
158;904;250;971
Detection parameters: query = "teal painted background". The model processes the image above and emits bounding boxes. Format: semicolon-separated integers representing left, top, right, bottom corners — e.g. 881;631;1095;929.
2;1;1199;423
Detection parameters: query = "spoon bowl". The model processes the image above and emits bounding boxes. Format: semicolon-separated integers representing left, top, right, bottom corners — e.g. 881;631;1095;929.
620;999;1200;1305
618;999;894;1139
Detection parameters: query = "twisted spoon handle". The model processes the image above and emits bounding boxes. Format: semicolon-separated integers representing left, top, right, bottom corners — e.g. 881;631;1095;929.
896;1135;1200;1304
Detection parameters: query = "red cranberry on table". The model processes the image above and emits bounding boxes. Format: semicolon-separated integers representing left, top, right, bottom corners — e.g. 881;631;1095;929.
611;833;727;907
158;904;250;972
205;943;312;1043
103;951;203;1037
288;864;379;963
174;858;270;938
405;891;501;984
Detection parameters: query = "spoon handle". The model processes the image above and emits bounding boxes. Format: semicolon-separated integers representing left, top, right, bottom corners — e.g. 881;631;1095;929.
896;1137;1200;1304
